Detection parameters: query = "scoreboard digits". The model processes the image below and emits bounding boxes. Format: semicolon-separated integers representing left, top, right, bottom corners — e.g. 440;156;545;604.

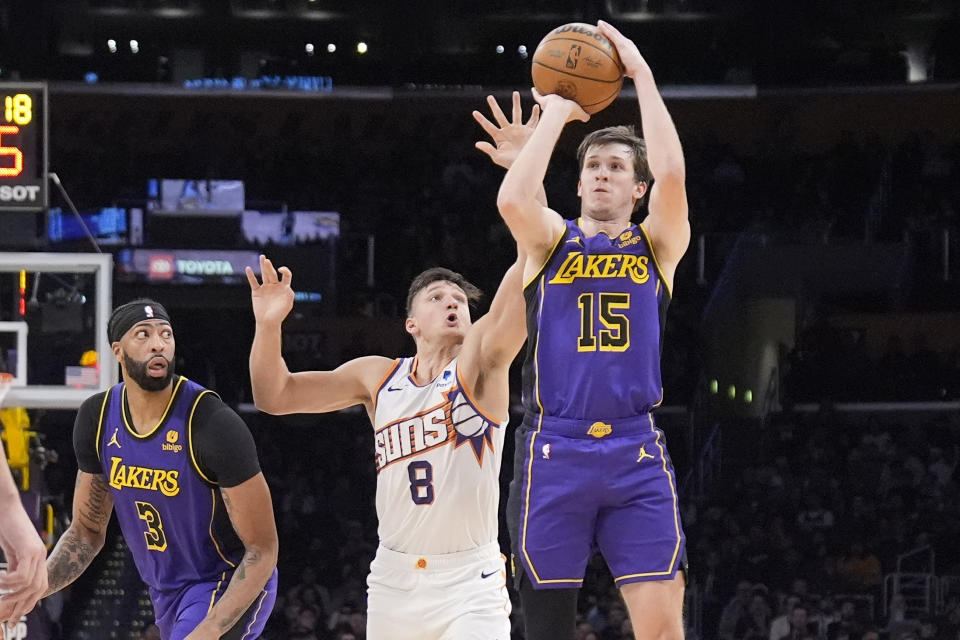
0;83;47;211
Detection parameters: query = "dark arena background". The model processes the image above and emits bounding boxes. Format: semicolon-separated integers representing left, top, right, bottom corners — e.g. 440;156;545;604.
0;1;959;639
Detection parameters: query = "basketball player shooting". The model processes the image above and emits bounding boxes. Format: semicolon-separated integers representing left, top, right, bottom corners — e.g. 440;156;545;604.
246;95;538;640
497;21;690;640
43;300;279;640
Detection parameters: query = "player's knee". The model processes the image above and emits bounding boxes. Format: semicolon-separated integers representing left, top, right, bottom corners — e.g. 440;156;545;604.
634;617;684;640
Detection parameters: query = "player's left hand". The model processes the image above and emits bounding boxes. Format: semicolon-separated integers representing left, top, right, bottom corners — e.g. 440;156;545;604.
473;91;540;169
597;20;651;79
530;88;590;123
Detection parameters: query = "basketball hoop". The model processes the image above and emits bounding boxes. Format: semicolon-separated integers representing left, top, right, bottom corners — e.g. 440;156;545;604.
0;372;13;408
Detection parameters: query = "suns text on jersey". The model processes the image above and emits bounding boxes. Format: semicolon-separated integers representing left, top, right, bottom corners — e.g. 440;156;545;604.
108;456;181;496
548;252;650;285
374;404;452;471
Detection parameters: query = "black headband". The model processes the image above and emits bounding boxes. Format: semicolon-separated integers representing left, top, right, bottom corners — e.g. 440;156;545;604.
108;299;171;343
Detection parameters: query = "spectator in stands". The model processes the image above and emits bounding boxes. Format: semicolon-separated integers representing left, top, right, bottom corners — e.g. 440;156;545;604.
771;594;800;640
331;622;358;640
809;595;838;638
576;620;596;639
886;594;921;640
719;580;755;639
777;602;812;640
737;590;773;639
826;599;864;640
928;445;957;486
836;542;883;592
797;492;836;533
290;606;321;640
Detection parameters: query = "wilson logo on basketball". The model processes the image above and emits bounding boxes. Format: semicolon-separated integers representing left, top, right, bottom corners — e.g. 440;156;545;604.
550;24;614;52
149;254;175;280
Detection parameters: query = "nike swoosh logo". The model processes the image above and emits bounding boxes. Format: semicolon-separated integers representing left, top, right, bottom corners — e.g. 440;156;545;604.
481;570;498;579
387;386;403;392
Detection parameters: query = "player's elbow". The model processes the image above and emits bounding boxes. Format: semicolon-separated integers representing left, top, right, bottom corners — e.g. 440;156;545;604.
496;190;530;226
73;522;108;552
248;536;279;570
250;380;290;415
251;391;286;416
497;180;527;211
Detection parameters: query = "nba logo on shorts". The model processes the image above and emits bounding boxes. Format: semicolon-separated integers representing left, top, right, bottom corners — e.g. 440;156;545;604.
541;444;551;459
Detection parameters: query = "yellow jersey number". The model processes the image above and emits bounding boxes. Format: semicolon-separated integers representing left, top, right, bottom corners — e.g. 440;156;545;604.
577;292;630;352
135;501;168;552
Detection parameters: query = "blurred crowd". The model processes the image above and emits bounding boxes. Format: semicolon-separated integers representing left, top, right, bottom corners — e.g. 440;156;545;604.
783;313;960;404
692;409;960;640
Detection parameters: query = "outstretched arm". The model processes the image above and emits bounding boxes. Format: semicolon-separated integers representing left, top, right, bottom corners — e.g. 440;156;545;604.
246;254;391;415
0;448;47;626
185;474;277;639
598;20;689;276
457;249;528;419
496;91;588;277
43;472;113;598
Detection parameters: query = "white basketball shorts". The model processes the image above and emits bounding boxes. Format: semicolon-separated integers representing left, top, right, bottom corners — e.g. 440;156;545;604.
366;542;511;640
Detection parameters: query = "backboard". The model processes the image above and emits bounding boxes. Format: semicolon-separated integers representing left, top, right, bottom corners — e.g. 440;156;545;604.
0;252;115;409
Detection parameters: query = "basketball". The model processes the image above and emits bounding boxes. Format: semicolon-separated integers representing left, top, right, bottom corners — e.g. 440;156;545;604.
531;23;625;114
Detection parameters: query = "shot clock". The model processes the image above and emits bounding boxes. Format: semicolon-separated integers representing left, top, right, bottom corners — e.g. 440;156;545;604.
0;82;48;211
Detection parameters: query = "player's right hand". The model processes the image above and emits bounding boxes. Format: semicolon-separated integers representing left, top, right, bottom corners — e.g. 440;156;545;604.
245;254;295;327
0;510;48;627
530;88;589;124
597;20;651;80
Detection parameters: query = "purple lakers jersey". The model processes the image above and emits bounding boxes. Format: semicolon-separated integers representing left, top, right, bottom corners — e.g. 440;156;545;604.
522;219;670;421
95;377;242;594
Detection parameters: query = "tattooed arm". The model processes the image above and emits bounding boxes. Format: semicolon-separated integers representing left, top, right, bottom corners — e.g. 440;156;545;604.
187;473;277;639
44;472;113;597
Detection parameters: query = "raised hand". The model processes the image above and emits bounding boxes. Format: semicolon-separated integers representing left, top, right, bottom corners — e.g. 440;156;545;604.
245;254;294;328
597;20;650;79
473;91;541;168
530;88;590;124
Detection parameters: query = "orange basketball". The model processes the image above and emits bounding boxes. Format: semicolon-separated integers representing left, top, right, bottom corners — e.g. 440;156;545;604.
531;23;624;115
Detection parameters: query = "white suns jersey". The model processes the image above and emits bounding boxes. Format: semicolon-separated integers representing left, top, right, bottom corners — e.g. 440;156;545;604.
372;356;507;555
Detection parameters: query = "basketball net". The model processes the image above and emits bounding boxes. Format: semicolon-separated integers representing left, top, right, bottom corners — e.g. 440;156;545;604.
0;372;12;409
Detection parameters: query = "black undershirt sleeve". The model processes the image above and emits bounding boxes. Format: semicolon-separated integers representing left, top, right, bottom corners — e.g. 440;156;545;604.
190;394;261;488
73;391;107;474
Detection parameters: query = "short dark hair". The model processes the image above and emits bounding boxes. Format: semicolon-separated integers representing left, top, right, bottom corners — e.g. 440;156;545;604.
405;267;481;316
577;126;650;211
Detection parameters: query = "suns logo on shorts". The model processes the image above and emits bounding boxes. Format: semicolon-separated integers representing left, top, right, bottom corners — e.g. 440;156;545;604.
373;387;497;472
